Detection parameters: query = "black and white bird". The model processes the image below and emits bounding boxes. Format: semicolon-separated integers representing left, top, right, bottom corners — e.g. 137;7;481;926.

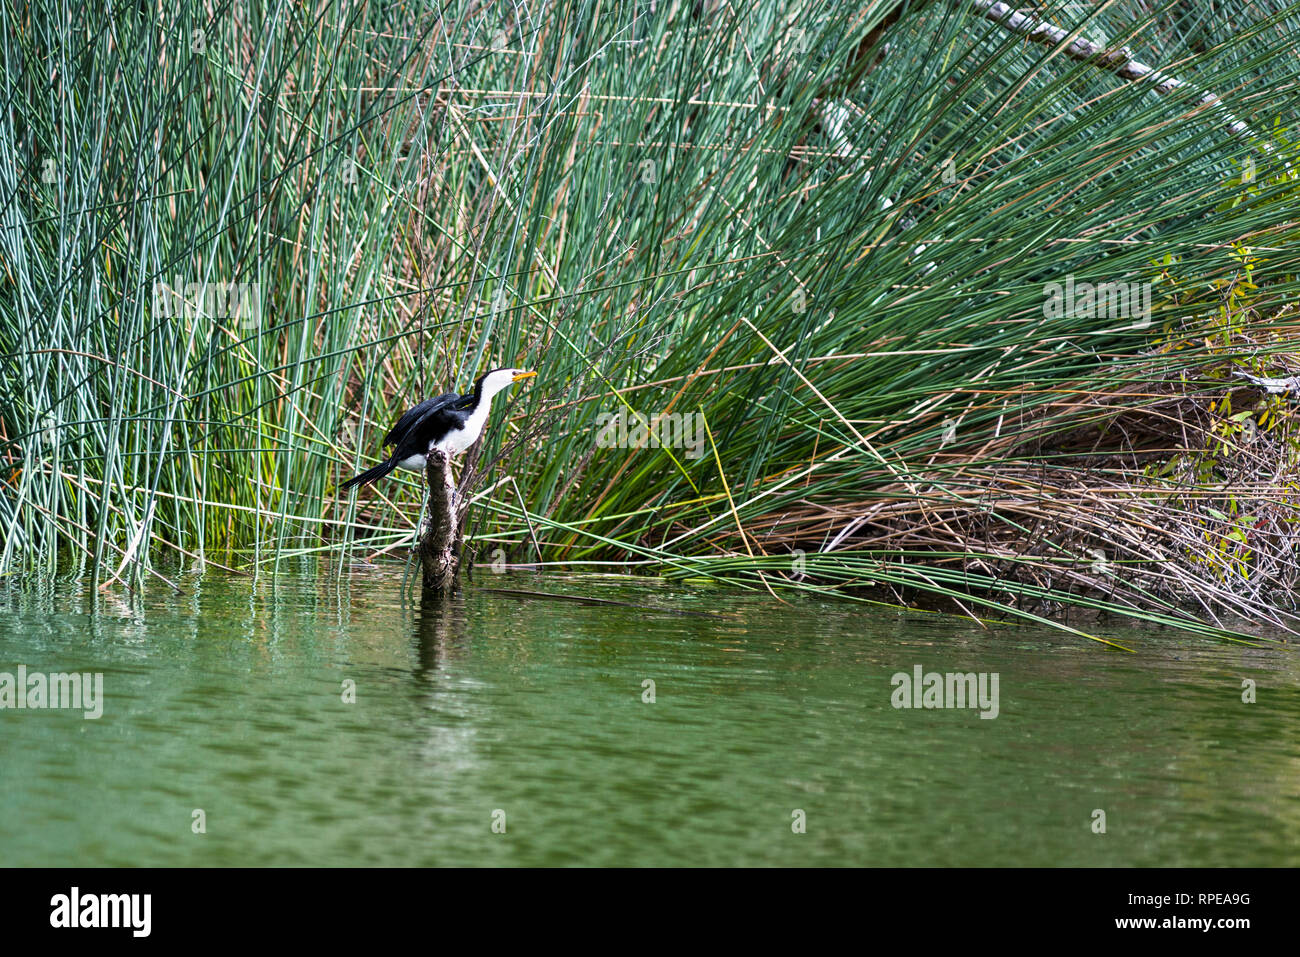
340;367;536;491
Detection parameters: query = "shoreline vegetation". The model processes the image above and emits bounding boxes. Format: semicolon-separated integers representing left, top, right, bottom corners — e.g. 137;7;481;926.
3;1;1300;642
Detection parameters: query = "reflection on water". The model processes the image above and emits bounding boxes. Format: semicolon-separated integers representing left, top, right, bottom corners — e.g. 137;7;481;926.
0;565;1297;866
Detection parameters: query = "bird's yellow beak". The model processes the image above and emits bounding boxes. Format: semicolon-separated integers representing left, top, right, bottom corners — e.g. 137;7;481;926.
511;370;537;382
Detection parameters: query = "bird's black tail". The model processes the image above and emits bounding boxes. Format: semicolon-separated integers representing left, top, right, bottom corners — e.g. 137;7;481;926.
340;458;397;492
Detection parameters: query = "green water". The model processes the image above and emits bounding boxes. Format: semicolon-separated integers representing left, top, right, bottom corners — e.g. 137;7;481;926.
1;567;1297;866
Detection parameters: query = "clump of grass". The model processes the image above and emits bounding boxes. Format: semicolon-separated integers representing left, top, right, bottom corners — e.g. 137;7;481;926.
3;0;1300;642
680;234;1300;637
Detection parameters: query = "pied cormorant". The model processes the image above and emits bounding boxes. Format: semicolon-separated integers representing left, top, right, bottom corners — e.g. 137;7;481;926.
340;367;536;491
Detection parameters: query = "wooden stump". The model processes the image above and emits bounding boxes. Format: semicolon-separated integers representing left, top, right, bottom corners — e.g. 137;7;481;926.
418;449;465;593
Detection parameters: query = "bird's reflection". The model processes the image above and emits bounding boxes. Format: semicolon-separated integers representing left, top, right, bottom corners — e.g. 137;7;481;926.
409;589;486;776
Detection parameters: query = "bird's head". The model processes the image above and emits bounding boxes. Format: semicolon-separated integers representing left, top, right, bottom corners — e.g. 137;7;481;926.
478;366;537;399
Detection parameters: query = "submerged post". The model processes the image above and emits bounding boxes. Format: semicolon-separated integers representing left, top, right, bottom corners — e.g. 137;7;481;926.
419;450;464;592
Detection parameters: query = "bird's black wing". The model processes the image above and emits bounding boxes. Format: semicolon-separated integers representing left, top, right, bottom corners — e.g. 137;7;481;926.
389;399;471;462
384;392;460;446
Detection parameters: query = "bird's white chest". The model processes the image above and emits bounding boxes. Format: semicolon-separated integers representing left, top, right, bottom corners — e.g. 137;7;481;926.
432;401;492;455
